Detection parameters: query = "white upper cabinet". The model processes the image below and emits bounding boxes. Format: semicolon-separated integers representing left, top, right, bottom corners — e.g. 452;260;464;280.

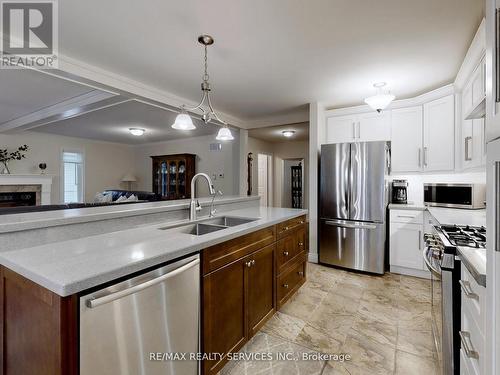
391;106;423;172
423;94;455;171
325;115;357;144
357;112;391;142
325;112;390;144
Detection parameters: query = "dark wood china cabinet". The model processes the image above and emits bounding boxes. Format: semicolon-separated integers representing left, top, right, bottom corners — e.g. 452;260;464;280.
151;154;196;200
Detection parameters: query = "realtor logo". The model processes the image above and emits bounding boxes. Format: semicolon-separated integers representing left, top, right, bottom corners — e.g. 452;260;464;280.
0;1;58;68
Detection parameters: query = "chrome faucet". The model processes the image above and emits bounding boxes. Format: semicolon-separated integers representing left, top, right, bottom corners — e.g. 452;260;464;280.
190;173;216;221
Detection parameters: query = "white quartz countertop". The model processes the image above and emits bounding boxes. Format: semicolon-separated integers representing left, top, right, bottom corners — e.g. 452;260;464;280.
458;247;486;287
426;207;486;227
388;203;426;211
0;206;307;297
0;195;260;233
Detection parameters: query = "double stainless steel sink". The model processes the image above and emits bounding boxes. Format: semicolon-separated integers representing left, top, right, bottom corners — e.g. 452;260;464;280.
159;216;258;235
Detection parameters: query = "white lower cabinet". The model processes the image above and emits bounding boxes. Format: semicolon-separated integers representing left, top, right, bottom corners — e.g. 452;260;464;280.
389;209;428;277
460;266;485;375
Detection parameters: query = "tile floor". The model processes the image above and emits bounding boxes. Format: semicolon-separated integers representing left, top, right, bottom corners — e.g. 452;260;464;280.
220;262;439;375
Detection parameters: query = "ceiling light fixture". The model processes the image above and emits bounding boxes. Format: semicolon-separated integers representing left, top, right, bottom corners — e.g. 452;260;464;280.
364;82;395;113
129;128;145;136
282;130;296;138
171;35;233;141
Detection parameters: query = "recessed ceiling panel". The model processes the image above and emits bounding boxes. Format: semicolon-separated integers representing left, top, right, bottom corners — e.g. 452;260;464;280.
33;100;226;144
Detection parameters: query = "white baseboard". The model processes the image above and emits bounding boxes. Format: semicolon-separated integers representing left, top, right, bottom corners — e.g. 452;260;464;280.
390;265;430;279
307;252;318;263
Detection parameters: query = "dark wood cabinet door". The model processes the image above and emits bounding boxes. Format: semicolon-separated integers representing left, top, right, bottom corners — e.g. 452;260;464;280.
247;244;275;337
295;225;306;255
203;257;247;375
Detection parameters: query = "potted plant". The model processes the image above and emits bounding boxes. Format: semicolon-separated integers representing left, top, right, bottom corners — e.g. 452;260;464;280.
0;145;29;174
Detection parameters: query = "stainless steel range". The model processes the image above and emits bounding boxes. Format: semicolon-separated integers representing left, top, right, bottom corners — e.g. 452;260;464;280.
424;224;486;375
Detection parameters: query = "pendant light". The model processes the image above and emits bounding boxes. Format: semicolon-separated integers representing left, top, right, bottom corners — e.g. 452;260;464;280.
216;126;234;141
171;35;233;140
364;82;395;113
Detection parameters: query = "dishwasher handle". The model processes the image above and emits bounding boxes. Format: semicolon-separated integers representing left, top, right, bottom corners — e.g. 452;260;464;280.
86;258;200;308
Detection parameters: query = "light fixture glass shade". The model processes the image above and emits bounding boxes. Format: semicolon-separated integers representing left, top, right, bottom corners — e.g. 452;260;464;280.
171;113;196;130
282;130;295;138
216;127;234;141
364;93;395;112
129;128;145;136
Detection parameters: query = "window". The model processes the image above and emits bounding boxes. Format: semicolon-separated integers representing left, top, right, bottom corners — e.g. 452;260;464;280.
62;151;84;203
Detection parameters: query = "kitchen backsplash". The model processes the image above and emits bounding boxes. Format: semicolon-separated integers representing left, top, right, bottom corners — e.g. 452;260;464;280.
389;171;486;205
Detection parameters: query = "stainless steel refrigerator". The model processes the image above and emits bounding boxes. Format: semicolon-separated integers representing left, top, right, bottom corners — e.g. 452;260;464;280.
319;141;389;274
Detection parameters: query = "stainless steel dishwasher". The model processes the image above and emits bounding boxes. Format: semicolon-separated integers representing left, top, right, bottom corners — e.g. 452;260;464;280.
80;254;200;375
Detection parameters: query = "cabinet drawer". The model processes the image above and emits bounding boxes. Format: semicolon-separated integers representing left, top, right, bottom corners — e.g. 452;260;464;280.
276;215;306;239
461;302;484;375
277;254;306;308
390;209;424;224
460;266;486;336
276;226;307;273
202;226;276;275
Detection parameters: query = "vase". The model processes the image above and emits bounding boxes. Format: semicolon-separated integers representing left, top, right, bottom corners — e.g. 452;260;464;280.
1;162;10;174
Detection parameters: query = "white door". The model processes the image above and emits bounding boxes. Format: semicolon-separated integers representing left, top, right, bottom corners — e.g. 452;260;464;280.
325;115;357;144
357;111;391;142
257;154;269;206
389;222;424;270
423;94;455;171
391;106;423;172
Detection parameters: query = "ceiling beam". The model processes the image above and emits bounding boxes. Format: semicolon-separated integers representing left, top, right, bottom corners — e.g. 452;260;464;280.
0;90;131;133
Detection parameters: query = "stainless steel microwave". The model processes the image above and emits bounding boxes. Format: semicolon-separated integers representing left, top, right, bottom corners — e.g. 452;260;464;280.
423;183;486;209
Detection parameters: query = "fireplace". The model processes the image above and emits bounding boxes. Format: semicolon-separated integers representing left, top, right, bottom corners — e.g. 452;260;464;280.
0;192;37;207
0;175;52;206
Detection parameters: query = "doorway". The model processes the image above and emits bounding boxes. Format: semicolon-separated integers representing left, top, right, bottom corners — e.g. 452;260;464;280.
257;153;272;206
281;158;304;209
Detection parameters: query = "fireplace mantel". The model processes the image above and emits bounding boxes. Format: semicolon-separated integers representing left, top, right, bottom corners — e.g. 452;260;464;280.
0;175;53;205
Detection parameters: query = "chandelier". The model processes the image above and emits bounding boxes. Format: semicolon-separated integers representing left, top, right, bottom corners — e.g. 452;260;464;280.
171;35;233;141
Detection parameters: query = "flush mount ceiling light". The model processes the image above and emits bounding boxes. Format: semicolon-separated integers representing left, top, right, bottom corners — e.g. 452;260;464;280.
282;130;296;138
129;128;145;136
171;35;234;141
364;82;396;113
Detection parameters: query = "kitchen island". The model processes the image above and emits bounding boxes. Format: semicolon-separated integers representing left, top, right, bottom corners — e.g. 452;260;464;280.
0;202;308;375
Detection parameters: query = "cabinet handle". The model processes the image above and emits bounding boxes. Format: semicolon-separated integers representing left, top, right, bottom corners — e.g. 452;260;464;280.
418;148;422;167
298;271;304;276
459;331;479;359
459;280;478;299
299;220;304;224
245;261;252;268
397;215;416;219
283;284;289;289
282;226;289;231
423;147;428;167
283;251;289;256
465;136;473;161
251;259;255;266
298;242;304;247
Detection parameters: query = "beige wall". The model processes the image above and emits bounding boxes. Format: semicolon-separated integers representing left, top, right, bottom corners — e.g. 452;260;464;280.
134;134;239;197
248;136;309;208
0;131;135;203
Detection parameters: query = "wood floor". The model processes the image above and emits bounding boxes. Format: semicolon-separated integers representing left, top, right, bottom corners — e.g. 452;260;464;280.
220;262;439;375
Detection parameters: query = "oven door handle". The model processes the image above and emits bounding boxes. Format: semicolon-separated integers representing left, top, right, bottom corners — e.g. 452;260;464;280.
422;247;441;276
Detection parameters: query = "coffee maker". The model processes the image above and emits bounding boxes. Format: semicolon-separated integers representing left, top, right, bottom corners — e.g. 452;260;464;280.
391;180;408;204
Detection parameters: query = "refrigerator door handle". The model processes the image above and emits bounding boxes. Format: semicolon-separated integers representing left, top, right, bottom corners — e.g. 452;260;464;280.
324;220;377;230
496;162;500;251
